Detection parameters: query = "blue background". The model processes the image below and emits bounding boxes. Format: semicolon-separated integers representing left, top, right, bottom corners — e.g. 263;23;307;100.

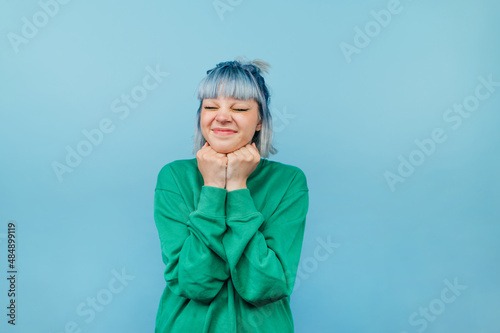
1;0;499;332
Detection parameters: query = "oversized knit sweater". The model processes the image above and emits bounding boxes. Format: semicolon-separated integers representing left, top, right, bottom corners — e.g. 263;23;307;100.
154;157;309;332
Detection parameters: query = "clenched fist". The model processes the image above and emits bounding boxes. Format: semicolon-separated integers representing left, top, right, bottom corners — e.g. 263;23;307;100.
197;142;261;191
196;142;228;189
226;142;261;191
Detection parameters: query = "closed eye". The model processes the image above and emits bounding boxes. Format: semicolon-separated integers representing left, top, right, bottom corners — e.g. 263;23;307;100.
233;109;249;112
204;106;217;110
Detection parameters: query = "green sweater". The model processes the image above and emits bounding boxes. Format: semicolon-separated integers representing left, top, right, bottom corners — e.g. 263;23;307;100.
154;157;309;333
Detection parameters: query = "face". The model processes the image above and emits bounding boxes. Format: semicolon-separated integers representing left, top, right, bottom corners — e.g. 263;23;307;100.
200;96;262;154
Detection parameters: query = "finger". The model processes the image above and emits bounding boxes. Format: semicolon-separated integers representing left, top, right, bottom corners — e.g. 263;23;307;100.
206;145;219;155
234;148;253;161
206;144;224;156
246;143;260;159
231;148;246;158
240;144;254;154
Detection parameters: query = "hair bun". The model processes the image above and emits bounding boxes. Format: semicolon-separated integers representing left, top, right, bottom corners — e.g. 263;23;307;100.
234;56;271;75
249;59;270;74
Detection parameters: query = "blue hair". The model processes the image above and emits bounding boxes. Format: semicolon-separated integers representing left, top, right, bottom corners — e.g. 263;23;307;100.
193;58;277;158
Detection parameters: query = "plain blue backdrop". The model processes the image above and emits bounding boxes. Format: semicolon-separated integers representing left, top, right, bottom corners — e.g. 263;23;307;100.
1;0;499;332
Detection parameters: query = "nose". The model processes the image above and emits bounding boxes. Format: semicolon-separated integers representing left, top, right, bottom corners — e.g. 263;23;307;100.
214;106;232;123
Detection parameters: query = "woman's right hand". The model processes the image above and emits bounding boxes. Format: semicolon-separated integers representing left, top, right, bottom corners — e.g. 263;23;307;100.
196;142;227;189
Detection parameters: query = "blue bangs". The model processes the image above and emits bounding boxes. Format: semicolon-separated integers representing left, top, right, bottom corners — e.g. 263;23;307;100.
197;66;262;102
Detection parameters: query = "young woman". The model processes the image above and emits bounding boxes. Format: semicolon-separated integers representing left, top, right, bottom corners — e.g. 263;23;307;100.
154;58;309;332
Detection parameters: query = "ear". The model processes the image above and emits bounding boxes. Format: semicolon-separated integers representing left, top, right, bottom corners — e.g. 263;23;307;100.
256;119;262;131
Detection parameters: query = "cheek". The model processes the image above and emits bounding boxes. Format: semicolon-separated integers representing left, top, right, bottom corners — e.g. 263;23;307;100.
200;113;213;127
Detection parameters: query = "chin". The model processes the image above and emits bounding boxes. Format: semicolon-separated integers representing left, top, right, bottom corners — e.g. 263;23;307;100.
209;142;240;154
212;146;236;154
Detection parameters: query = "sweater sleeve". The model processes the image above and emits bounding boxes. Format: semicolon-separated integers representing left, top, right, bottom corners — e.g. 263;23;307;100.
222;168;309;306
154;164;230;304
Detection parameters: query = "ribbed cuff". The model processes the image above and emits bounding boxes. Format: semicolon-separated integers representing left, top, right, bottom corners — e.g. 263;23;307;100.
226;189;258;220
197;186;227;216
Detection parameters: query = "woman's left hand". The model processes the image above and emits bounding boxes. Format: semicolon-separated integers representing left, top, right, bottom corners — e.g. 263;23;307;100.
226;142;260;191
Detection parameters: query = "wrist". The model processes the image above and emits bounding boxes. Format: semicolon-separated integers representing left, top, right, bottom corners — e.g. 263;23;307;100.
226;181;247;192
204;182;226;189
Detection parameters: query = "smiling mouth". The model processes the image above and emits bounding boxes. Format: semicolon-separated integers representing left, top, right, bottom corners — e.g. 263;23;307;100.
212;129;237;136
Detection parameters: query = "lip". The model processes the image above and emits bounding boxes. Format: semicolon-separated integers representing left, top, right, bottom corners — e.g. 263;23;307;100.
212;128;237;136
